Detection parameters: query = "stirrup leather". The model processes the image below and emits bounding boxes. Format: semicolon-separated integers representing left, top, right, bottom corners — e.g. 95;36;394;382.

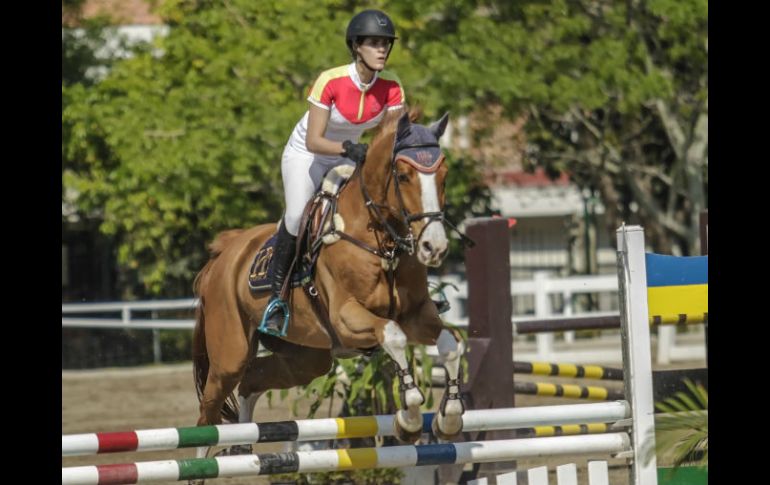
258;298;290;337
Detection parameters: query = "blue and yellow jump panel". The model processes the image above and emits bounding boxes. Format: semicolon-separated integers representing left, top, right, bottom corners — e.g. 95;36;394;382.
645;253;708;325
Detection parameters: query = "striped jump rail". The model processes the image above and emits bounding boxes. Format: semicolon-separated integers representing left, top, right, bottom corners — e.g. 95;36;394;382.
513;361;624;381
514;382;624;401
62;433;631;485
514;422;611;439
62;401;630;456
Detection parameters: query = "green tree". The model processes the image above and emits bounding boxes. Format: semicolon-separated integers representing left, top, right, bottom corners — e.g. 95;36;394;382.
62;0;493;295
389;0;707;255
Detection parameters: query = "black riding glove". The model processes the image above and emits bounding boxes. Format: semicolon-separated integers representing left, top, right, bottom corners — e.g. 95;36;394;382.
342;140;368;164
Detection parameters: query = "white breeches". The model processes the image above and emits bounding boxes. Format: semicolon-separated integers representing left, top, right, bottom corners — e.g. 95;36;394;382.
280;145;355;236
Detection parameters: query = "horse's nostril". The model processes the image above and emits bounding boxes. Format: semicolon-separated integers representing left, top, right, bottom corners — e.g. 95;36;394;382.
438;248;448;259
422;241;433;253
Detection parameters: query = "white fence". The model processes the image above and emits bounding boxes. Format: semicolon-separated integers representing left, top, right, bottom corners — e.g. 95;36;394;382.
62;299;197;364
432;271;705;365
466;461;612;485
62;272;705;365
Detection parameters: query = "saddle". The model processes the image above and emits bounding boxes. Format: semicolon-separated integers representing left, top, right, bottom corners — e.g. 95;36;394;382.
247;164;357;293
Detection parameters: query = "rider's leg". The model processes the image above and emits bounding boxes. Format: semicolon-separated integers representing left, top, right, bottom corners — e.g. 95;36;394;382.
282;147;320;237
258;147;317;336
259;221;297;335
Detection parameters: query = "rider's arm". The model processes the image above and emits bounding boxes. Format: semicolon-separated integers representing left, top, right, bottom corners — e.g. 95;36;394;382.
305;104;346;156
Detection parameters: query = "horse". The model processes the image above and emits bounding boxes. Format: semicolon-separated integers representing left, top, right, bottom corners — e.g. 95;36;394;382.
191;112;466;461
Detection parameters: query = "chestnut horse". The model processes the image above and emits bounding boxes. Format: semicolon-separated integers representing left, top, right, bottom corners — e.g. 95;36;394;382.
191;112;465;458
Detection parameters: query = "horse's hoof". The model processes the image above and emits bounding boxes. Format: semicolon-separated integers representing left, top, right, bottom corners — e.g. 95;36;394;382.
431;414;463;441
392;414;423;444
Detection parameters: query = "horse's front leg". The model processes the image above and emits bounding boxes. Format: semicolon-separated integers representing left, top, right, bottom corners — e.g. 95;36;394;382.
433;327;465;440
338;299;425;444
401;300;466;441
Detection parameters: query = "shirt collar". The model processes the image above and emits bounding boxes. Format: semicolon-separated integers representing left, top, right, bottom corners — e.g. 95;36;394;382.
348;62;378;92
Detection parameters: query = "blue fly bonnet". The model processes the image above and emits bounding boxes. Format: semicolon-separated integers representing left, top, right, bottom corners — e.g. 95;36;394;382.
393;122;444;173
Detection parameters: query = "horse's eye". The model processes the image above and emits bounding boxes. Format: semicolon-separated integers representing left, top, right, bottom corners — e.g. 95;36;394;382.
398;173;410;183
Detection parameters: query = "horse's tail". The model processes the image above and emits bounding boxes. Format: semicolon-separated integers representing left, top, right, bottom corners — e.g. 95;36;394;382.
192;231;243;424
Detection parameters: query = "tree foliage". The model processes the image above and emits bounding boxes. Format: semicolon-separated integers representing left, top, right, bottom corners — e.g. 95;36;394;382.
62;0;707;294
63;0;494;295
395;0;707;254
646;379;708;471
64;1;355;294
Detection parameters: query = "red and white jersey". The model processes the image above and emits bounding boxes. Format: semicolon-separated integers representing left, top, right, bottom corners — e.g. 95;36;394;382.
286;63;405;163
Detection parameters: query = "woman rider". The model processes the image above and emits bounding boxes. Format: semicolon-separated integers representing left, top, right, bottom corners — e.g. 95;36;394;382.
259;10;405;336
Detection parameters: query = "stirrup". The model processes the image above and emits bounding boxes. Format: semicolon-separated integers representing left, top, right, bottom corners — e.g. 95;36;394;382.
258;298;290;337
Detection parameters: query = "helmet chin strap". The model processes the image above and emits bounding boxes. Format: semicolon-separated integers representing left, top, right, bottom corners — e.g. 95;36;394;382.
357;57;381;73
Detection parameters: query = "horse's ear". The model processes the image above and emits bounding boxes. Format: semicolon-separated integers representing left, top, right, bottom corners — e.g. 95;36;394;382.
397;112;411;140
429;112;450;139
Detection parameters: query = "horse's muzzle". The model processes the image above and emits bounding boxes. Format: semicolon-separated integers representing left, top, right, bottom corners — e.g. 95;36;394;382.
417;222;449;267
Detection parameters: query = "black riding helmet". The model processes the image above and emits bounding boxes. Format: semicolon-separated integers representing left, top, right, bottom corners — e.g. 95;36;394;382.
345;10;398;63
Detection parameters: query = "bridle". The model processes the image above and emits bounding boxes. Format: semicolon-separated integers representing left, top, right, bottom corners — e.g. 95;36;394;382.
355;137;475;258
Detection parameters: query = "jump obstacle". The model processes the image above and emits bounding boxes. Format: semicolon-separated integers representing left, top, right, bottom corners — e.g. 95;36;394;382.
63;401;630;456
62;434;630;484
62;222;707;484
511;361;624;407
511;368;708;403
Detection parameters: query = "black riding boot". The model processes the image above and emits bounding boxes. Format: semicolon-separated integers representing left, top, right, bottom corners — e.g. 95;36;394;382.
258;222;297;336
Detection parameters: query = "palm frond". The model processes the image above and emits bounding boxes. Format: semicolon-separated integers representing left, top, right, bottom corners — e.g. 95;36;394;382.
648;378;708;469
